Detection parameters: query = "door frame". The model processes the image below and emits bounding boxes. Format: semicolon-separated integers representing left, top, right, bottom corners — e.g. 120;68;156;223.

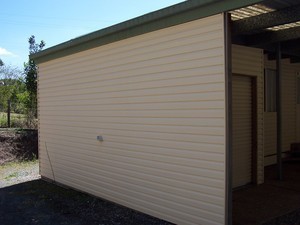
232;74;258;187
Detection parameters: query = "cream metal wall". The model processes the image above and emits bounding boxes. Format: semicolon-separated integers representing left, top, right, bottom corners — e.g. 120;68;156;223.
263;57;278;166
232;45;264;185
37;14;226;225
264;58;300;165
232;75;253;187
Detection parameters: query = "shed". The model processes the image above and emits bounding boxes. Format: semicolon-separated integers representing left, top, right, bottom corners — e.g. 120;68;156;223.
31;0;300;224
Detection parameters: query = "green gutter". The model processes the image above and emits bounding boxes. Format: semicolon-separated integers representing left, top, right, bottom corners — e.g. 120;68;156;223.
31;0;263;64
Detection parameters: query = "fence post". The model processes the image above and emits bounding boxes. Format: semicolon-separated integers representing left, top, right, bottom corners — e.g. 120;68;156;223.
7;99;10;128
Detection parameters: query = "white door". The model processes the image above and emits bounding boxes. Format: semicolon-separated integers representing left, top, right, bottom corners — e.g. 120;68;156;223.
232;75;253;188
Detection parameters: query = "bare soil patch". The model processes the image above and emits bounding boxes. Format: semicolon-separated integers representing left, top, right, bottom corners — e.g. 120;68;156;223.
0;128;38;165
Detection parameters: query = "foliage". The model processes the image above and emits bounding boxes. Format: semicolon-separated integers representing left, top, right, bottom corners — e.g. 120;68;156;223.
0;63;26;113
24;35;45;97
28;35;46;55
0;62;36;128
0;112;32;128
0;36;45;128
0;113;6;127
24;35;45;118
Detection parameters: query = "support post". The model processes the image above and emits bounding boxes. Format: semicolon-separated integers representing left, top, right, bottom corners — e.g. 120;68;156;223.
7;99;11;128
224;12;232;225
276;43;283;180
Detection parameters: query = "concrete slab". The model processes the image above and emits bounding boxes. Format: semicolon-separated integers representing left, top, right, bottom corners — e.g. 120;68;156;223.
233;161;300;225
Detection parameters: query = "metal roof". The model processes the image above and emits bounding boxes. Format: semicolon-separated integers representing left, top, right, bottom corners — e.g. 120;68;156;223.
231;4;274;21
231;1;300;31
31;0;300;64
31;0;263;64
263;0;299;9
268;22;300;32
231;0;300;61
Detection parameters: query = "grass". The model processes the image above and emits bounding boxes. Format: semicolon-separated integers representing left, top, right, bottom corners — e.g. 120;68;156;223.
4;172;19;181
1;159;38;170
0;112;27;128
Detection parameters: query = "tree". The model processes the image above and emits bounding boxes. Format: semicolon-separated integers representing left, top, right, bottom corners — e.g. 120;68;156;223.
25;35;45;97
24;35;45;116
0;62;25;112
0;59;3;67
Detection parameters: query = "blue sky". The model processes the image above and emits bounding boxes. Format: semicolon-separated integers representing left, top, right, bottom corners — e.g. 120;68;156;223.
1;0;184;69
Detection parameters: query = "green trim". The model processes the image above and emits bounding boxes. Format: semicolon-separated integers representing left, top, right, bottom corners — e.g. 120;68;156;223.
31;0;263;64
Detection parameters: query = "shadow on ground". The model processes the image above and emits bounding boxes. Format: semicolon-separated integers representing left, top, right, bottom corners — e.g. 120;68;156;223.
233;161;300;225
0;179;173;225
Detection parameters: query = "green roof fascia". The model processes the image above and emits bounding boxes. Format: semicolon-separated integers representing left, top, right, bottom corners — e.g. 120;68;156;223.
31;0;263;64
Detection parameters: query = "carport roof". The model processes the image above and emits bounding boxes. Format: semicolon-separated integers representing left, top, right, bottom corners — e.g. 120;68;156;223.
31;0;263;63
231;0;300;62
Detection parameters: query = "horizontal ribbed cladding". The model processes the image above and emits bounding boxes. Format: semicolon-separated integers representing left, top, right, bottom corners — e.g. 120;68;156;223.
38;14;226;225
264;57;299;165
232;75;253;187
232;44;264;184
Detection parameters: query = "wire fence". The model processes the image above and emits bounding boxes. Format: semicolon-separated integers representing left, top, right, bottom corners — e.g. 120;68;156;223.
0;101;37;129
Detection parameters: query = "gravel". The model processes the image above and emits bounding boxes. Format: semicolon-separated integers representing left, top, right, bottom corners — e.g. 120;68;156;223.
0;182;174;225
0;161;173;225
262;210;300;225
0;160;40;188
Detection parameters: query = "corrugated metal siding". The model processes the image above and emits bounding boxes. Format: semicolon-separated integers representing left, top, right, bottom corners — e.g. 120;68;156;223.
232;75;253;187
264;58;298;165
232;44;264;184
263;112;277;166
264;58;276;165
282;60;297;152
37;14;226;225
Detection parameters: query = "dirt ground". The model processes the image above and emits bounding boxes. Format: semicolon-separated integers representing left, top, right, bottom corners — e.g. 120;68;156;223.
0;129;38;165
0;128;39;189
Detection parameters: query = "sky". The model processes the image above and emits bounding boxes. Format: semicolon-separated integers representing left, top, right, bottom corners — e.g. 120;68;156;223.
1;0;184;69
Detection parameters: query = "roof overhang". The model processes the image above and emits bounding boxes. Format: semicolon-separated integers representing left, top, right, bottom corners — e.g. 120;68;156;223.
31;0;263;64
231;0;300;63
